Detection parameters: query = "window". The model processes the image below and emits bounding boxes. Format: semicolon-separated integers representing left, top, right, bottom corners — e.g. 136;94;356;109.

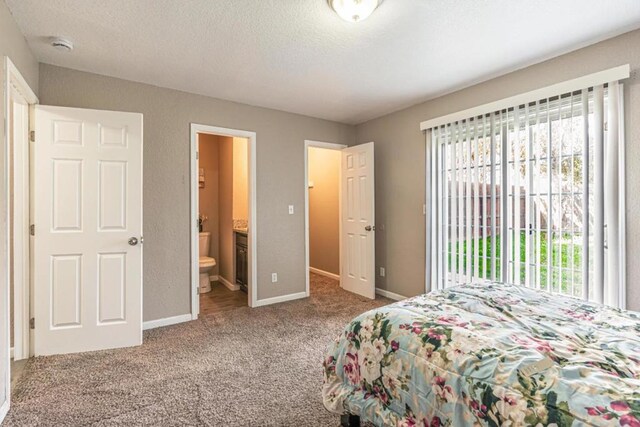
424;70;626;308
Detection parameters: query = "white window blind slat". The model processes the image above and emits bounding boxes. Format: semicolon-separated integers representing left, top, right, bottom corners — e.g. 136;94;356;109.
457;122;465;285
569;93;576;298
605;81;620;307
546;100;553;293
524;103;532;288
581;90;590;301
482;115;489;281
450;123;457;287
534;101;542;291
444;126;451;287
490;114;497;281
501;111;509;284
593;85;605;304
514;107;522;286
506;110;513;283
473;120;481;279
466;121;472;281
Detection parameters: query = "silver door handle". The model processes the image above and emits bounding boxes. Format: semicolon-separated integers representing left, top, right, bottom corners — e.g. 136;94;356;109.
128;237;139;246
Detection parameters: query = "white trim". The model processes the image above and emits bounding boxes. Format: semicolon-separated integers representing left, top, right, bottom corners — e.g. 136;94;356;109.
309;267;340;281
4;57;37;105
3;57;39;423
190;124;258;317
424;128;430;294
304;140;346;298
618;83;627;310
253;291;307;307
10;100;29;362
0;401;8;423
218;275;240;291
420;65;630;130
375;288;408;301
142;314;192;331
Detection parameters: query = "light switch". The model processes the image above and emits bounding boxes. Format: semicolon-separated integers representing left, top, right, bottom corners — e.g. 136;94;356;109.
288;205;294;215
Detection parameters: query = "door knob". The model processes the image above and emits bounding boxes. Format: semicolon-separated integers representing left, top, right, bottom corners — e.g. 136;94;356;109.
128;237;139;246
365;225;373;231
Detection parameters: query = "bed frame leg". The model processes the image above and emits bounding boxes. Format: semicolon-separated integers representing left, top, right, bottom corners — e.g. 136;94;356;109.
340;414;360;427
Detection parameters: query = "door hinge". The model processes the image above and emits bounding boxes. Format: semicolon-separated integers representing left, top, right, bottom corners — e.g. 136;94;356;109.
30;224;35;236
29;317;35;329
29;130;35;142
196;151;199;160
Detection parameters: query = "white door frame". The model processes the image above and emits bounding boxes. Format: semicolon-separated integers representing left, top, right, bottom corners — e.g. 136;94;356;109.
304;140;347;296
190;124;258;314
9;84;31;362
2;56;38;421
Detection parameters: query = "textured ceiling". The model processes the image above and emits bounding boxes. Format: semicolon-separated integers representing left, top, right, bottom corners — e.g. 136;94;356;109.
6;0;640;124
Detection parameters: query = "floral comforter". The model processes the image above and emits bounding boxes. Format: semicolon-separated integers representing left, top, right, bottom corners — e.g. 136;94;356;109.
323;283;640;426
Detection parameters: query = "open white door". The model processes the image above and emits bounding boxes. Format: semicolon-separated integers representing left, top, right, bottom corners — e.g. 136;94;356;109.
33;106;143;356
340;142;375;299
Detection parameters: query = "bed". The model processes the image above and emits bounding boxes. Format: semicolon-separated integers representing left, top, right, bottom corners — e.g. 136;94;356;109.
322;283;640;426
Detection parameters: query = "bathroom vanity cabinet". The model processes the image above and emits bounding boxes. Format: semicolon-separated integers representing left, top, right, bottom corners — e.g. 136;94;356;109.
235;231;248;292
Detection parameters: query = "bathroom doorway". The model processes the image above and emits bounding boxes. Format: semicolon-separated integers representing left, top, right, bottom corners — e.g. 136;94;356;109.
304;141;346;295
190;124;257;317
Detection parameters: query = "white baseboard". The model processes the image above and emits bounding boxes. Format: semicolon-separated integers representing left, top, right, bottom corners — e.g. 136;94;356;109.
309;267;340;281
376;288;407;301
0;400;9;424
143;314;193;331
253;291;307;307
219;276;240;291
209;275;219;282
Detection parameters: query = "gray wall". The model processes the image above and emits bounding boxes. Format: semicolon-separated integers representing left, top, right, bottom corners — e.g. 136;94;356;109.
0;0;38;411
38;64;354;321
355;29;640;311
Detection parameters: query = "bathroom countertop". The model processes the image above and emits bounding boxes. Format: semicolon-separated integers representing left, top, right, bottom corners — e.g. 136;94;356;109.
233;228;248;235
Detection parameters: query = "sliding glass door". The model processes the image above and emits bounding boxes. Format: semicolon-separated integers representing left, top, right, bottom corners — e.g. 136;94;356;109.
426;83;625;307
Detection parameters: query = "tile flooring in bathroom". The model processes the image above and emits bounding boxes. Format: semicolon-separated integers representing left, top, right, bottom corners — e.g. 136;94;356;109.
199;281;247;315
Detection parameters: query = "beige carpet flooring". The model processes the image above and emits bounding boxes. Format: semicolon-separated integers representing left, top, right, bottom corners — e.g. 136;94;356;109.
5;273;391;426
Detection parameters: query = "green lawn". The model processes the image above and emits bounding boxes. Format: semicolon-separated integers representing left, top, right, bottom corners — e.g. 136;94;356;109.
449;231;583;295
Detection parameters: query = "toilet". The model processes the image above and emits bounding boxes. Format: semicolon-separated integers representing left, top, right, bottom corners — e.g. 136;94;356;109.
199;232;216;293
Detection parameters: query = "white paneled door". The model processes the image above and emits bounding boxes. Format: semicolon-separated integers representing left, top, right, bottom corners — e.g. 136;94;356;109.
341;142;375;299
33;106;143;356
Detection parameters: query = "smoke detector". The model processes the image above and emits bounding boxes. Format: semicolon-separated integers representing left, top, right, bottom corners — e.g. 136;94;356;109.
51;37;74;52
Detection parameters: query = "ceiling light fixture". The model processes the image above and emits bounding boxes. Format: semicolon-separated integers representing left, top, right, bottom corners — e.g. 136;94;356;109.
329;0;382;23
51;37;74;52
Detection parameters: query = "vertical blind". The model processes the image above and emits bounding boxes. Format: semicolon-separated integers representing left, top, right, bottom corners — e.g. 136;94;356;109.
425;81;625;308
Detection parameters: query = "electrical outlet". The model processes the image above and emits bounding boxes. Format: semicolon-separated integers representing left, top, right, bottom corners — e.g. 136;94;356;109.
271;273;278;283
288;205;294;215
380;267;385;277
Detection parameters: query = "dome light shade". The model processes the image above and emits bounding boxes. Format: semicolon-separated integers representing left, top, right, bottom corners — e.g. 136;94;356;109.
51;37;74;52
329;0;381;23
